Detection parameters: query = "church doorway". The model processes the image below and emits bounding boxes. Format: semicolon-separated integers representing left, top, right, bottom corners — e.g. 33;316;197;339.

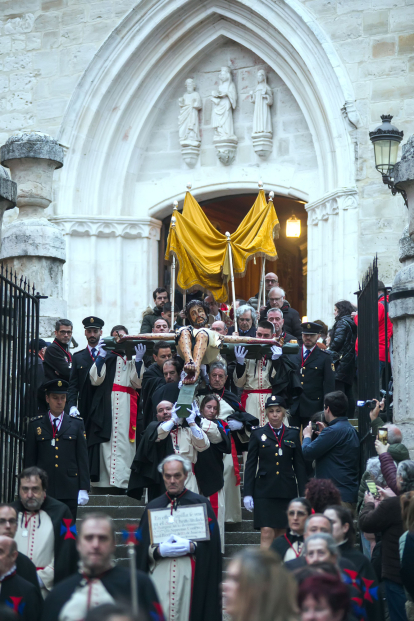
159;194;307;318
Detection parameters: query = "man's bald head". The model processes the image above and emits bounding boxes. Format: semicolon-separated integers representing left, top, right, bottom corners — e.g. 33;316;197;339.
265;272;278;291
156;401;173;422
211;320;227;335
384;424;402;444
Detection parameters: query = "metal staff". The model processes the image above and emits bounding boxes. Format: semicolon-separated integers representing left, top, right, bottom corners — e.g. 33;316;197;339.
226;232;238;335
123;524;139;616
170;201;178;331
183;290;187;325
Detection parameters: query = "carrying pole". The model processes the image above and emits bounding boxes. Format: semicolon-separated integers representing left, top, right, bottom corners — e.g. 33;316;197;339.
170;202;178;331
226;232;238;335
128;543;139;615
183;291;187;325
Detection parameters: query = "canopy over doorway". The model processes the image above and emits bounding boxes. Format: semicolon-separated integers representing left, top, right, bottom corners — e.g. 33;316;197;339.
160;193;307;317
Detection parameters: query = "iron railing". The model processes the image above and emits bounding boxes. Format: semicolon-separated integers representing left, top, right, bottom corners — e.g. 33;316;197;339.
357;257;379;471
0;265;40;502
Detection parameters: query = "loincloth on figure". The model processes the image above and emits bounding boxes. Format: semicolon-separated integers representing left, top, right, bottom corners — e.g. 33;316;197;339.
176;326;222;365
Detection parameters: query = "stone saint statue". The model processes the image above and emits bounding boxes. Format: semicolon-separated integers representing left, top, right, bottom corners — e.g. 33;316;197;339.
250;70;273;135
178;78;202;144
210;67;237;139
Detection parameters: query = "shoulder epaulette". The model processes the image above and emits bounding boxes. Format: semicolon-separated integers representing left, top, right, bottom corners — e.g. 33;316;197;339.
289;426;300;430
73;348;87;356
321;349;332;354
69;413;83;419
30;415;43;421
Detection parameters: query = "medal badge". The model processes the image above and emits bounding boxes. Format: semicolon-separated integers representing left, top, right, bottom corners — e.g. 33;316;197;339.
21;530;28;537
261;434;266;441
37;427;41;435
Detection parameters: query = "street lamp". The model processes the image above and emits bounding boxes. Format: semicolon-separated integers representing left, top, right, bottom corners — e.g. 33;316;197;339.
369;115;406;206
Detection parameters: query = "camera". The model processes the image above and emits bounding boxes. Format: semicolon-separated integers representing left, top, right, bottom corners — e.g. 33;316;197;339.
311;422;318;432
357;400;377;409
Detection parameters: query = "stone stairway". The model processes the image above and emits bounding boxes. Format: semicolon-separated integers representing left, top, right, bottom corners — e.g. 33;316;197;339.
77;457;260;565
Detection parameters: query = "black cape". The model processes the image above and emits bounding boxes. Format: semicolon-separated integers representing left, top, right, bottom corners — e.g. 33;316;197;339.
269;355;302;407
339;541;382;621
270;532;303;562
12;496;78;586
194;419;231;497
16;551;41;594
0;572;43;621
127;421;174;501
136;489;222;621
141;363;165;429
41;565;163;621
152;381;180;416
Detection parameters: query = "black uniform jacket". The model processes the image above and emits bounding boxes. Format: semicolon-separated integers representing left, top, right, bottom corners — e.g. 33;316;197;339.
243;424;307;499
136;489;222;621
290;346;335;418
41;566;162;621
0;571;42;621
67;347;97;420
43;340;72;382
194;419;231;497
24;413;90;500
12;496;78;586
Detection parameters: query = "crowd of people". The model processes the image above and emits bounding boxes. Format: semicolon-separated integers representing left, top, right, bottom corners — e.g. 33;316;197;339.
7;272;411;621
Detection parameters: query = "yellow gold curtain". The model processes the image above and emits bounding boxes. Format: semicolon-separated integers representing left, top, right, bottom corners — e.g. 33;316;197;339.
165;190;279;303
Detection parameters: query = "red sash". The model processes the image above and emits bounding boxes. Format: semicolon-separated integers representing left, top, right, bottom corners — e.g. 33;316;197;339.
112;383;138;442
240;388;272;411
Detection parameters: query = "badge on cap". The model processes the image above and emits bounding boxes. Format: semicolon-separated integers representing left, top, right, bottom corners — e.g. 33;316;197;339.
57;381;62;387
37;427;41;435
261;434;266;441
307;323;311;329
90;317;94;323
271;396;276;401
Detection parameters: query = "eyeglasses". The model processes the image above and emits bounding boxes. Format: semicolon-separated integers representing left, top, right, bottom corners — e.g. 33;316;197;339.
288;510;307;517
0;518;17;525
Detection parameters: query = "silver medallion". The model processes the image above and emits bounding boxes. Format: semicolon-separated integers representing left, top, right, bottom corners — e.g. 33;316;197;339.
51;439;55;446
21;530;28;537
279;448;283;456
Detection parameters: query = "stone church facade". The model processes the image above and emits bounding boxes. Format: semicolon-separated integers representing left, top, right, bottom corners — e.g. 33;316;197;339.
0;0;412;338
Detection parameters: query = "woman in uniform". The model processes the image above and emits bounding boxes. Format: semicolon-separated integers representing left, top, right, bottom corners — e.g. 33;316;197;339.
243;395;308;549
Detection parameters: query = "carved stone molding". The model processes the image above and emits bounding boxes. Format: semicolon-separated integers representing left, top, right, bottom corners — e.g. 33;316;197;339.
50;216;162;240
306;188;358;225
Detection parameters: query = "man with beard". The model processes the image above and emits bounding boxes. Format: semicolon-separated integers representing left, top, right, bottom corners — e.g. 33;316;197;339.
12;467;78;599
140;287;169;333
0;536;42;620
135;455;222;621
151;358;184;416
141;342;173;429
41;514;162;621
266;308;295;343
197;361;258;523
43;319;74;383
88;337;146;491
67;316;105;423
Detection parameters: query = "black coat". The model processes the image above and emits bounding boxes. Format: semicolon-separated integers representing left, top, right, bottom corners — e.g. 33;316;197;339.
290;347;335;418
43;340;72;382
67;348;97;421
41;566;162;621
141;363;165;428
0;572;42;621
136;489;222;621
260;301;302;340
227;325;257;337
329;315;357;384
194;419;231;497
152;381;180;416
244;424;307;499
12;496;78;586
24;413;90;500
16;552;41;594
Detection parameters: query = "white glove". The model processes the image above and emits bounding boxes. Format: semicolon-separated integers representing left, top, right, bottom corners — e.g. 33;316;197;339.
159;534;190;558
186;401;199;424
97;338;107;358
69;406;80;417
77;490;89;506
171;402;181;425
172;535;191;553
134;344;146;361
243;496;254;512
271;345;283;360
227;418;244;431
235;346;247;365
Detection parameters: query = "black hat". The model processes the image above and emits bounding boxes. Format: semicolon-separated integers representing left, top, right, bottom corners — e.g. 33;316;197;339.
301;321;323;335
265;395;287;409
43;379;68;394
29;338;49;349
82;316;105;329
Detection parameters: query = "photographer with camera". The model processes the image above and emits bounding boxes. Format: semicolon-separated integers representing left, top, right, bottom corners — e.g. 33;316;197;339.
302;391;360;511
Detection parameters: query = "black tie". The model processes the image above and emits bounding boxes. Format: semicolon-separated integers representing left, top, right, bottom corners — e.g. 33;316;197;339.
303;349;310;361
92;348;97;359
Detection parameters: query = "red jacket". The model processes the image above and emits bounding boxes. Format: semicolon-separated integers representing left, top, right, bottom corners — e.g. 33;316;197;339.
354;295;392;361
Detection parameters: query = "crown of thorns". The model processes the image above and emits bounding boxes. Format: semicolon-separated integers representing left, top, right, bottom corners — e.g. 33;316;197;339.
185;299;210;320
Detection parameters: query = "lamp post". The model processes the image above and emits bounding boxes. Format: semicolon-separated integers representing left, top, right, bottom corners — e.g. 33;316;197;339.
370;116;414;456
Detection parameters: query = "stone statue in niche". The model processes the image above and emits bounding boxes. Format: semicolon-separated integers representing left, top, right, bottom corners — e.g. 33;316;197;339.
250;69;274;159
210;66;238;165
178;78;202;168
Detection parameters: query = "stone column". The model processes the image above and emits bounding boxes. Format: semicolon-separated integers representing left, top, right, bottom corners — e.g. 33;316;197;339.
0;132;66;336
389;137;414;457
0;166;17;249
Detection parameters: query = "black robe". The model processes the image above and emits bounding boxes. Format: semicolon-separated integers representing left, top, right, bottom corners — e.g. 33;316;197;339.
16;552;41;594
136;489;222;621
12;496;78;586
269;355;303;407
127;421;174;501
141;363;165;429
194;419;231;497
0;572;43;621
41;566;163;621
152;381;180;416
